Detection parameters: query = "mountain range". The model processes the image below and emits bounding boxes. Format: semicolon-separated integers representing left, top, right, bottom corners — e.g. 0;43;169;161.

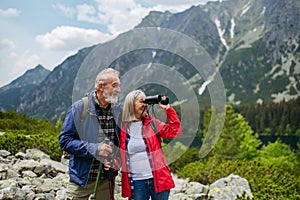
0;0;299;120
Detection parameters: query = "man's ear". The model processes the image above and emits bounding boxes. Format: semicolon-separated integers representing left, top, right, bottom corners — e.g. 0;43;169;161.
98;82;104;91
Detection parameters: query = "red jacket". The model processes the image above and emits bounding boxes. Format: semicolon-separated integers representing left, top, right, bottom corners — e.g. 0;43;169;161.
120;107;182;198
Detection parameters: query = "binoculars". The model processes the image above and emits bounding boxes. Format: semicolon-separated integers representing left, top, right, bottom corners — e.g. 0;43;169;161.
143;95;169;105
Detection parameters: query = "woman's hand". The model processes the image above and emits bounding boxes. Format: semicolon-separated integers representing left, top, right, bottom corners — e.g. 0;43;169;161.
158;102;170;110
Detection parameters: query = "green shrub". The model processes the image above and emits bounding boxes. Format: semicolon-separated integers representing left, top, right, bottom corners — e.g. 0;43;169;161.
0;130;62;160
202;104;261;161
176;157;300;199
168;147;200;172
0;110;57;132
257;138;297;172
0;111;62;160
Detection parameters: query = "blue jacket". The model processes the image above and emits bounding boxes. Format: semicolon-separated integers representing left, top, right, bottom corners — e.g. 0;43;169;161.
59;91;121;187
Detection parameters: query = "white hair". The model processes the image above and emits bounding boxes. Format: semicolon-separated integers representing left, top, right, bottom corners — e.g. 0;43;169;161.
94;68;120;90
122;90;144;122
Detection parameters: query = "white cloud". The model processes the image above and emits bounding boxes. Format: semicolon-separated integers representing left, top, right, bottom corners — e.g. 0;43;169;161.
35;26;113;51
0;0;219;87
90;0;209;35
139;0;218;6
9;50;41;75
0;38;16;50
53;3;103;24
92;0;151;35
52;3;75;18
77;4;100;24
53;0;212;36
151;4;196;12
0;8;20;17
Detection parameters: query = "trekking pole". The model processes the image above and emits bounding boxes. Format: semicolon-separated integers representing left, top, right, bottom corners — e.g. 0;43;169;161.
108;167;115;200
106;139;115;200
88;164;102;200
104;138;115;200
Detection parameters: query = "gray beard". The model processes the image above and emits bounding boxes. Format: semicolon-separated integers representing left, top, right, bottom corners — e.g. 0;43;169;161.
103;89;118;104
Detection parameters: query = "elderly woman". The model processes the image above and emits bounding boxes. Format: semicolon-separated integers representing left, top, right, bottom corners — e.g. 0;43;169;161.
120;90;182;200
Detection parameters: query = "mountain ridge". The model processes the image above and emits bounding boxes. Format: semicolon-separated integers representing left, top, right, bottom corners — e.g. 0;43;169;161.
0;64;50;93
0;65;50;111
0;0;299;119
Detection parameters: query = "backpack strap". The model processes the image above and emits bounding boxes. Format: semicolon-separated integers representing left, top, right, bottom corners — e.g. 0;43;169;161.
80;96;89;125
62;96;89;161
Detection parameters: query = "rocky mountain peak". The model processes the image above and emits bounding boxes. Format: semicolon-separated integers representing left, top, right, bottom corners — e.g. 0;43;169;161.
0;64;50;93
0;0;299;119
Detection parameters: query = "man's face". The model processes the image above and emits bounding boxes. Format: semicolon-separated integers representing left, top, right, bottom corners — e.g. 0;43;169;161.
102;75;121;104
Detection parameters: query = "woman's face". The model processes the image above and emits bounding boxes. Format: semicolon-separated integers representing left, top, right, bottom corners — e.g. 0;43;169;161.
134;92;147;120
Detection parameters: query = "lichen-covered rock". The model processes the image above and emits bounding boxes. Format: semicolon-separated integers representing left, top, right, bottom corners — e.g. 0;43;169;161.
0;149;253;200
208;173;253;200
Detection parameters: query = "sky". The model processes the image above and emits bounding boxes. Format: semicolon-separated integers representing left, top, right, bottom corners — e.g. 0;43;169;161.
0;0;219;87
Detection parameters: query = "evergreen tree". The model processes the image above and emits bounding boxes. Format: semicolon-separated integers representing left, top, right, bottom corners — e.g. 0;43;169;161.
202;104;261;160
257;139;297;170
237;96;300;135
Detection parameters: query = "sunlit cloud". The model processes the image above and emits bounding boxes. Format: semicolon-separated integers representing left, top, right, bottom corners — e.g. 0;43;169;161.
90;0;207;35
0;38;16;50
138;0;210;6
52;0;209;36
77;4;100;23
9;50;41;75
91;0;150;35
52;3;75;18
0;8;20;17
0;0;216;87
139;0;220;8
35;26;113;51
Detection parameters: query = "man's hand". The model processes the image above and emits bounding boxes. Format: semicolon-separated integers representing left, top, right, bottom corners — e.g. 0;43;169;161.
103;159;111;170
98;143;112;157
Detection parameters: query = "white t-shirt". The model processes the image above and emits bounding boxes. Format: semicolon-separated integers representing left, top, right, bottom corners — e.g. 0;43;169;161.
127;121;153;180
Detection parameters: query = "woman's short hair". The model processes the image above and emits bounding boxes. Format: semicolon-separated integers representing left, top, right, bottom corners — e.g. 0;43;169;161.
94;68;120;90
122;90;144;122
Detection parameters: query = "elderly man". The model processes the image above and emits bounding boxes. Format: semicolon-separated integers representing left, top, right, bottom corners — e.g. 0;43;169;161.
59;68;121;200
